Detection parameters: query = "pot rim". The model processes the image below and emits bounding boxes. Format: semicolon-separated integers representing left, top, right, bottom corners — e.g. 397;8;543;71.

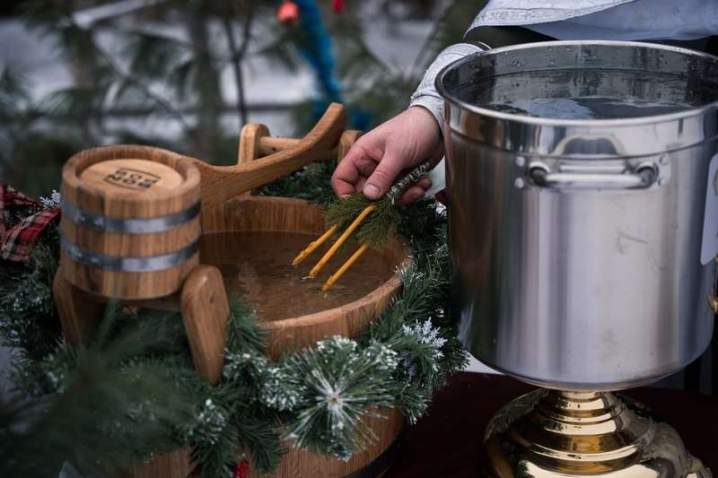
435;40;718;129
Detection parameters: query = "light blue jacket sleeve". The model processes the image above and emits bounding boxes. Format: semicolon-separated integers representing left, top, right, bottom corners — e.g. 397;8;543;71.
408;43;485;132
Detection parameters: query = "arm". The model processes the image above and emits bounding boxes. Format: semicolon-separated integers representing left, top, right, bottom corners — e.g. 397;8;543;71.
332;42;484;203
409;43;486;131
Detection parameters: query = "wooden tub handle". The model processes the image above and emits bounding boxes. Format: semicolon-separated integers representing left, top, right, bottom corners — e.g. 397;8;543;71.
190;103;348;211
238;118;361;165
250;130;360;162
255;136;337;163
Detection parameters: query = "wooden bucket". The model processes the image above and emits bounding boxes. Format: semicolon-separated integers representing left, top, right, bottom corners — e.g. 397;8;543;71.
201;195;408;478
59;147;201;300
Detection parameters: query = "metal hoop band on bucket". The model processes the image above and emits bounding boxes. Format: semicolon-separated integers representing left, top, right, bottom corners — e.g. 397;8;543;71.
61;199;200;234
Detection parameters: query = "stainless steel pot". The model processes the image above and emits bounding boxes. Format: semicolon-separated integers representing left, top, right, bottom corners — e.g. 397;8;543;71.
436;41;718;390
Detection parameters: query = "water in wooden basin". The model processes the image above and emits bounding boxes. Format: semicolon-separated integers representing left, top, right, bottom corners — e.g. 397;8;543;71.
200;230;395;322
199;195;406;360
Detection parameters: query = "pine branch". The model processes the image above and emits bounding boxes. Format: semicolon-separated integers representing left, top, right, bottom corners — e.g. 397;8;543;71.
121;31;190;83
1;323;195;478
0;227;61;361
222;0;254;127
323;194;399;249
322;160;432;250
255;29;303;73
409;1;477;79
22;1;196;143
0;66;31;121
259;160;337;205
281;336;399;460
90;39;195;137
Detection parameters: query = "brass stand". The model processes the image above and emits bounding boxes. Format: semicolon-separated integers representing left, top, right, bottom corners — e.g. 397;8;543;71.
484;389;712;478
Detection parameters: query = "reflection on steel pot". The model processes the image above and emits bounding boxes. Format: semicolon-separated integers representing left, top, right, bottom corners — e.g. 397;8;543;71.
436;41;718;391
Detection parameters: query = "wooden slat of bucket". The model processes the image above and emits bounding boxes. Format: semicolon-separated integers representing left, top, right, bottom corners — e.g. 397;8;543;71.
53;270;107;346
181;265;230;385
240;128;361;167
338;131;362;162
238;123;271;165
129;448;194;478
61;215;200;258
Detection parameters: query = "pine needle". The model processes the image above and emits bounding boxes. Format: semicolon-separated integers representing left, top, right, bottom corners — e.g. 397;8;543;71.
324;194;398;250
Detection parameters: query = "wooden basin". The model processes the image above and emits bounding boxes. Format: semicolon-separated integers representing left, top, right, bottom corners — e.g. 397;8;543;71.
201;195;408;478
201;195;408;358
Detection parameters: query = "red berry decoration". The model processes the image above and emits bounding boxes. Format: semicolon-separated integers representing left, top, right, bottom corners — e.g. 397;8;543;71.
332;0;344;13
276;0;300;26
234;459;250;478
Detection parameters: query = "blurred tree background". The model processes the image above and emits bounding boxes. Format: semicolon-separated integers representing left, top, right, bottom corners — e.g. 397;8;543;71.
0;0;477;199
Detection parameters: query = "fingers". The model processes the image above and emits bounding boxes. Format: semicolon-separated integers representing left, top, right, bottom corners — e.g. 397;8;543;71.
394;176;432;206
354;176;368;194
394;186;425;206
331;112;440;205
332;140;384;198
363;151;406;200
332;107;443;201
333;147;365;198
332;140;435;206
410;176;432;192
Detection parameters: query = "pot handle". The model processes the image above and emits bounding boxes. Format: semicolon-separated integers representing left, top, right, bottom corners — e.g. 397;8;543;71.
528;162;658;190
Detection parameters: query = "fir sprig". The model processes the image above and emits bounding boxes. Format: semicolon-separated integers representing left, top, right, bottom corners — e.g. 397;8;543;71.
259;161;338;206
0;225;61;361
323;159;433;250
2;317;196;478
324;193;399;249
280;336;399;460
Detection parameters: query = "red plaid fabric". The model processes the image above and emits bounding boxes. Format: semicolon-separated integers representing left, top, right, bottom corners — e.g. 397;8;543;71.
0;184;61;262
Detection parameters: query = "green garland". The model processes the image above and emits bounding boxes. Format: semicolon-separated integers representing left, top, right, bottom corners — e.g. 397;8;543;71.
1;172;466;477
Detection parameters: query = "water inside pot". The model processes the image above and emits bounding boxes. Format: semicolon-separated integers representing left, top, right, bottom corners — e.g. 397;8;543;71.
455;68;718;120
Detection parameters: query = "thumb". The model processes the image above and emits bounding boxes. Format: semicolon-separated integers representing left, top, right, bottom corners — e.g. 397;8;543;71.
363;153;405;200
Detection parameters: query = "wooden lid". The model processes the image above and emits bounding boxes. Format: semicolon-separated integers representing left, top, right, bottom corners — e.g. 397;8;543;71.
80;159;184;198
62;146;201;219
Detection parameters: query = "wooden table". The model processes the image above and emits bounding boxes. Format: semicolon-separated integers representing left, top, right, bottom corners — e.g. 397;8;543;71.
384;373;718;477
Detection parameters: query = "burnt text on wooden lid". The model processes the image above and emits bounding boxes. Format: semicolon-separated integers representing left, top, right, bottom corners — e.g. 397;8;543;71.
79;159;184;197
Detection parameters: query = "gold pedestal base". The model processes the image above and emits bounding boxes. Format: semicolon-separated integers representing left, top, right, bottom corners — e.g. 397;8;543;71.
484;389;712;478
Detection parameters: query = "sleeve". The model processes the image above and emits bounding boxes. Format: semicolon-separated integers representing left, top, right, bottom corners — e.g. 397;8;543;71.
409;43;486;132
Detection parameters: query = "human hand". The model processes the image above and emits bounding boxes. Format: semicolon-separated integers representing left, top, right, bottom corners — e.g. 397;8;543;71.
332;106;443;205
